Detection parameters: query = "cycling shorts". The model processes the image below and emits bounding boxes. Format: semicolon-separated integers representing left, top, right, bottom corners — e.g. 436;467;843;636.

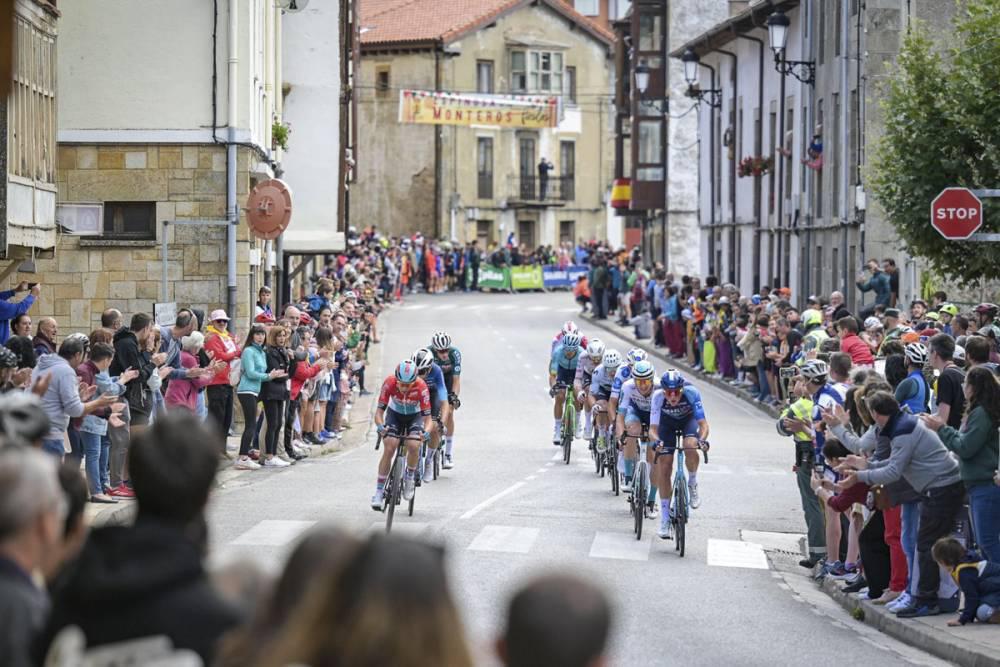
656;416;700;452
555;365;576;386
581;372;593;389
384;409;424;437
431;399;442;420
593;387;612;402
624;406;651;426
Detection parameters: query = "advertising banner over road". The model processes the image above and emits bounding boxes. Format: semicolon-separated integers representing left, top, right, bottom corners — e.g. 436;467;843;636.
510;265;544;291
542;265;589;288
399;90;560;128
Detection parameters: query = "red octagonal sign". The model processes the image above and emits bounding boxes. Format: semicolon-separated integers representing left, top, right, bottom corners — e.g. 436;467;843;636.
931;187;982;240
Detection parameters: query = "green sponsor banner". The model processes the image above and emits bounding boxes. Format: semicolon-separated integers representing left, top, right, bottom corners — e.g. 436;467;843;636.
510;265;544;291
477;265;510;290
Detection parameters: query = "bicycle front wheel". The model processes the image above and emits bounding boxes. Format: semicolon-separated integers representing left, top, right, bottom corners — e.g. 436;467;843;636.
633;464;647;540
673;482;687;556
386;455;404;533
610;449;619;495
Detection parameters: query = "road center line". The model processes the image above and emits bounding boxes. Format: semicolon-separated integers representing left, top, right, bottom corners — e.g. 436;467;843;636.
460;481;527;520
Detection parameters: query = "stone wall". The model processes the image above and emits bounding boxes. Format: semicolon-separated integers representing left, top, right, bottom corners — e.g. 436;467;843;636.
15;143;259;334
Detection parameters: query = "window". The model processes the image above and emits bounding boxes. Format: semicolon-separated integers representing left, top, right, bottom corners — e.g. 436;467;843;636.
375;65;391;97
102;202;156;240
638;12;662;52
560;141;575;201
835;0;843;57
637;120;663;180
566;66;577;104
509;50;563;93
476;60;494;94
476;220;493;246
768;109;777;215
10;16;56;184
477;137;494;199
518;220;536;248
560;220;576;244
814;245;824;295
785;107;794;194
575;0;599;16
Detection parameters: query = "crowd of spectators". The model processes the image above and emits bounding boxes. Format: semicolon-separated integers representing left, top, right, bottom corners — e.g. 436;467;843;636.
579;244;1000;624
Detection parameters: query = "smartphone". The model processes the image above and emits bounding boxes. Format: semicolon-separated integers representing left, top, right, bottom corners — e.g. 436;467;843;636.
27;282;37;289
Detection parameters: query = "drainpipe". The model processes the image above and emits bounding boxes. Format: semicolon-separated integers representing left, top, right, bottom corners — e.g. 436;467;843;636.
840;0;851;294
712;47;737;284
226;0;239;325
801;0;814;301
735;32;763;284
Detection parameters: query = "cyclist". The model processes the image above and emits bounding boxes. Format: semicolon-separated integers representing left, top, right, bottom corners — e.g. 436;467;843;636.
650;370;709;539
430;331;462;469
372;360;430;509
588;349;621;454
607;347;647;421
411;347;449;482
574;338;605;441
551;320;589;354
614;359;658;514
550;331;582;444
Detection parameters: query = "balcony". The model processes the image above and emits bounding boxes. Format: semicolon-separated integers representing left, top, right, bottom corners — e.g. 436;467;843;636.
506;175;573;207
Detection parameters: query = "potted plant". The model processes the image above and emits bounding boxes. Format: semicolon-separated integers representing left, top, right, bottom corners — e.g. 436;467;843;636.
737;155;773;178
272;121;290;151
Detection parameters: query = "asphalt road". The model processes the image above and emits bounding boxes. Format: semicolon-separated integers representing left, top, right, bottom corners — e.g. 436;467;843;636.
205;291;947;666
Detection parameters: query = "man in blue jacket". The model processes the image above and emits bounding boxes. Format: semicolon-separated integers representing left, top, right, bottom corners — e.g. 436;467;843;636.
0;281;39;344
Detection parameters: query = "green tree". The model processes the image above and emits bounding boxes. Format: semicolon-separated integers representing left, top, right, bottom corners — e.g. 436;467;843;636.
870;2;1000;284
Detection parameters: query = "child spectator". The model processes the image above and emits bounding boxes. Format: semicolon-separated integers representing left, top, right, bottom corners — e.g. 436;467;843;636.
932;537;1000;626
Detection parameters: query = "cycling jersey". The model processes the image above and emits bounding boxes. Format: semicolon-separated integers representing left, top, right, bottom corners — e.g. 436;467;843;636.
609;365;632;399
434;347;462;377
589;366;616;397
377;376;431;416
616;379;655;425
550;344;580;386
420;363;449;404
551;332;589;353
650;386;706;425
574;355;598;387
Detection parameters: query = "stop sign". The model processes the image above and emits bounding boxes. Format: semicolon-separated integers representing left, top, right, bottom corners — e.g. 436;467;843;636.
931;187;982;239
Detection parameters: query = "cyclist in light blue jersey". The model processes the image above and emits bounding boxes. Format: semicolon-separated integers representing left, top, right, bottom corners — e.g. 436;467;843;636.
550;332;582;444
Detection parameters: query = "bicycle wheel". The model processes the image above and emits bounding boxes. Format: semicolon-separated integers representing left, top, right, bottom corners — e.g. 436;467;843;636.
609;448;619;495
408;486;415;516
433;448;441;480
385;455;403;533
633;463;647;540
673;481;687;556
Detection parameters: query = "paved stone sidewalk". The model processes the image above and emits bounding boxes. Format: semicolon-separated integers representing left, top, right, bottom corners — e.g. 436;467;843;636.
583;311;1000;667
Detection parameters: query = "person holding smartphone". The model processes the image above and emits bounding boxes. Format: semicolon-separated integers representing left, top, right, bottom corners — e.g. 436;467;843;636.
0;281;39;345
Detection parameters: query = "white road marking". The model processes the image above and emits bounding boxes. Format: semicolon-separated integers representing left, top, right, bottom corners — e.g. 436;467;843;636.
589;531;651;561
405;304;429;311
551;452;564;461
231;520;316;546
706;539;769;569
460;482;527;520
467;525;540;554
498;304;516;310
746;467;789;476
528;306;547;311
538;468;549;474
545;462;555;466
525;475;537;480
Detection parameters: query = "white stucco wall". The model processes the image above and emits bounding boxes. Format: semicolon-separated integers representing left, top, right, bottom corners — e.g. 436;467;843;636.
280;1;342;251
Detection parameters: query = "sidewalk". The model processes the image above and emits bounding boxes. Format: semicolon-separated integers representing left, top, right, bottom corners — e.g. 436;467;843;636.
84;323;387;529
583;311;1000;666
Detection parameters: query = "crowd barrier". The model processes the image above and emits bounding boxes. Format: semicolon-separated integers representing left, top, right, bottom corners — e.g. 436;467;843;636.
470;264;589;292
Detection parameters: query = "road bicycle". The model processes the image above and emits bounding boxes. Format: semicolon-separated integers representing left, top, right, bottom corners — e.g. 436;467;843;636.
551;382;576;464
590;404;604;475
657;434;709;557
379;432;422;533
622;425;653;541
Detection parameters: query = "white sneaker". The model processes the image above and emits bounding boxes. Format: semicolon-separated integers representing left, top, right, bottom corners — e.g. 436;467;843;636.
371;489;384;510
689;481;701;509
234;456;261;470
292;444;308;457
443;455;454;470
402;476;416;500
553;424;562;444
658;518;674;540
646;502;659;519
621;478;632;493
263;456;291;468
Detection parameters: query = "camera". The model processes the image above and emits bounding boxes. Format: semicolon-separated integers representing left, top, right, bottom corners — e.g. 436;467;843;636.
813;458;825;475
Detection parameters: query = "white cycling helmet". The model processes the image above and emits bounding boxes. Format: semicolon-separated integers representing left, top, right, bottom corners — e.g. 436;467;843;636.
602;349;622;371
800;359;829;381
411;347;434;371
430;331;452;351
562;320;579;335
587;339;605;361
626;348;647;367
632;359;655;380
562;332;582;349
904;342;928;365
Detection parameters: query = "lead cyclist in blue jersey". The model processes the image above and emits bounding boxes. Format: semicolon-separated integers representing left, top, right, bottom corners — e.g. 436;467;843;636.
589;349;622;453
650;369;709;539
549;331;583;444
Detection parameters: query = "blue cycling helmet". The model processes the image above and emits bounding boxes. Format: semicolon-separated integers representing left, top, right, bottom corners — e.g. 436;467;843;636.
395;359;418;383
632;359;655;380
660;369;685;391
626;348;647;366
562;332;582;349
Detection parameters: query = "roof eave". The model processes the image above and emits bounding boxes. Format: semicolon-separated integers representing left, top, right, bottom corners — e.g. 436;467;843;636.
668;0;799;59
361;38;441;54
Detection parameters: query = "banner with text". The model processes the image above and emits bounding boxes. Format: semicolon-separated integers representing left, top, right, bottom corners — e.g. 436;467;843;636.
476;265;511;291
399;90;560;128
542;265;589;289
510;265;545;291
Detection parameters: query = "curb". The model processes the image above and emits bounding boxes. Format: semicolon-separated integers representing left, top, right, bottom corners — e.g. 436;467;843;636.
582;313;782;419
820;577;1000;667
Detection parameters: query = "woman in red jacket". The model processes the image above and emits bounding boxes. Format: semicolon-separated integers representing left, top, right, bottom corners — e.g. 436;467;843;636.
204;310;242;448
285;327;332;458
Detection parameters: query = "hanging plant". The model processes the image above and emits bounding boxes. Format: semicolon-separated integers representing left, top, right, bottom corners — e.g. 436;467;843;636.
737;155;773;178
272;122;290;151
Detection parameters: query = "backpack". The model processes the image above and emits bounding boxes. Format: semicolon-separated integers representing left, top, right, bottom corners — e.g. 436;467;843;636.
228;358;242;386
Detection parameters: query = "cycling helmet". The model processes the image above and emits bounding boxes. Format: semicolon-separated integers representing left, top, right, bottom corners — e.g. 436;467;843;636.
982;324;1000;339
562;321;579;335
430;331;452;351
904;342;928;365
923;311;940;322
800;359;829;381
626;348;647;366
411;348;434;372
632;360;655;381
939;303;959;317
562;332;582;349
602;349;622;371
975;303;998;317
863;316;883;330
802;309;823;328
660;369;685;391
587;339;606;361
64;332;90;352
0;392;51;447
395;359;418;383
0;347;17;369
954;345;966;362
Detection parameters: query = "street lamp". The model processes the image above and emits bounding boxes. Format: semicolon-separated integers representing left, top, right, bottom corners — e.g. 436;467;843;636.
680;48;722;109
634;61;650;94
766;9;815;86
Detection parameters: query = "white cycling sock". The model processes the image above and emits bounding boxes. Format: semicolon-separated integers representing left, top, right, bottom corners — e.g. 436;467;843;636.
662;498;671;516
445;436;454;456
554;418;561;430
584;410;592;430
689;472;698;485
